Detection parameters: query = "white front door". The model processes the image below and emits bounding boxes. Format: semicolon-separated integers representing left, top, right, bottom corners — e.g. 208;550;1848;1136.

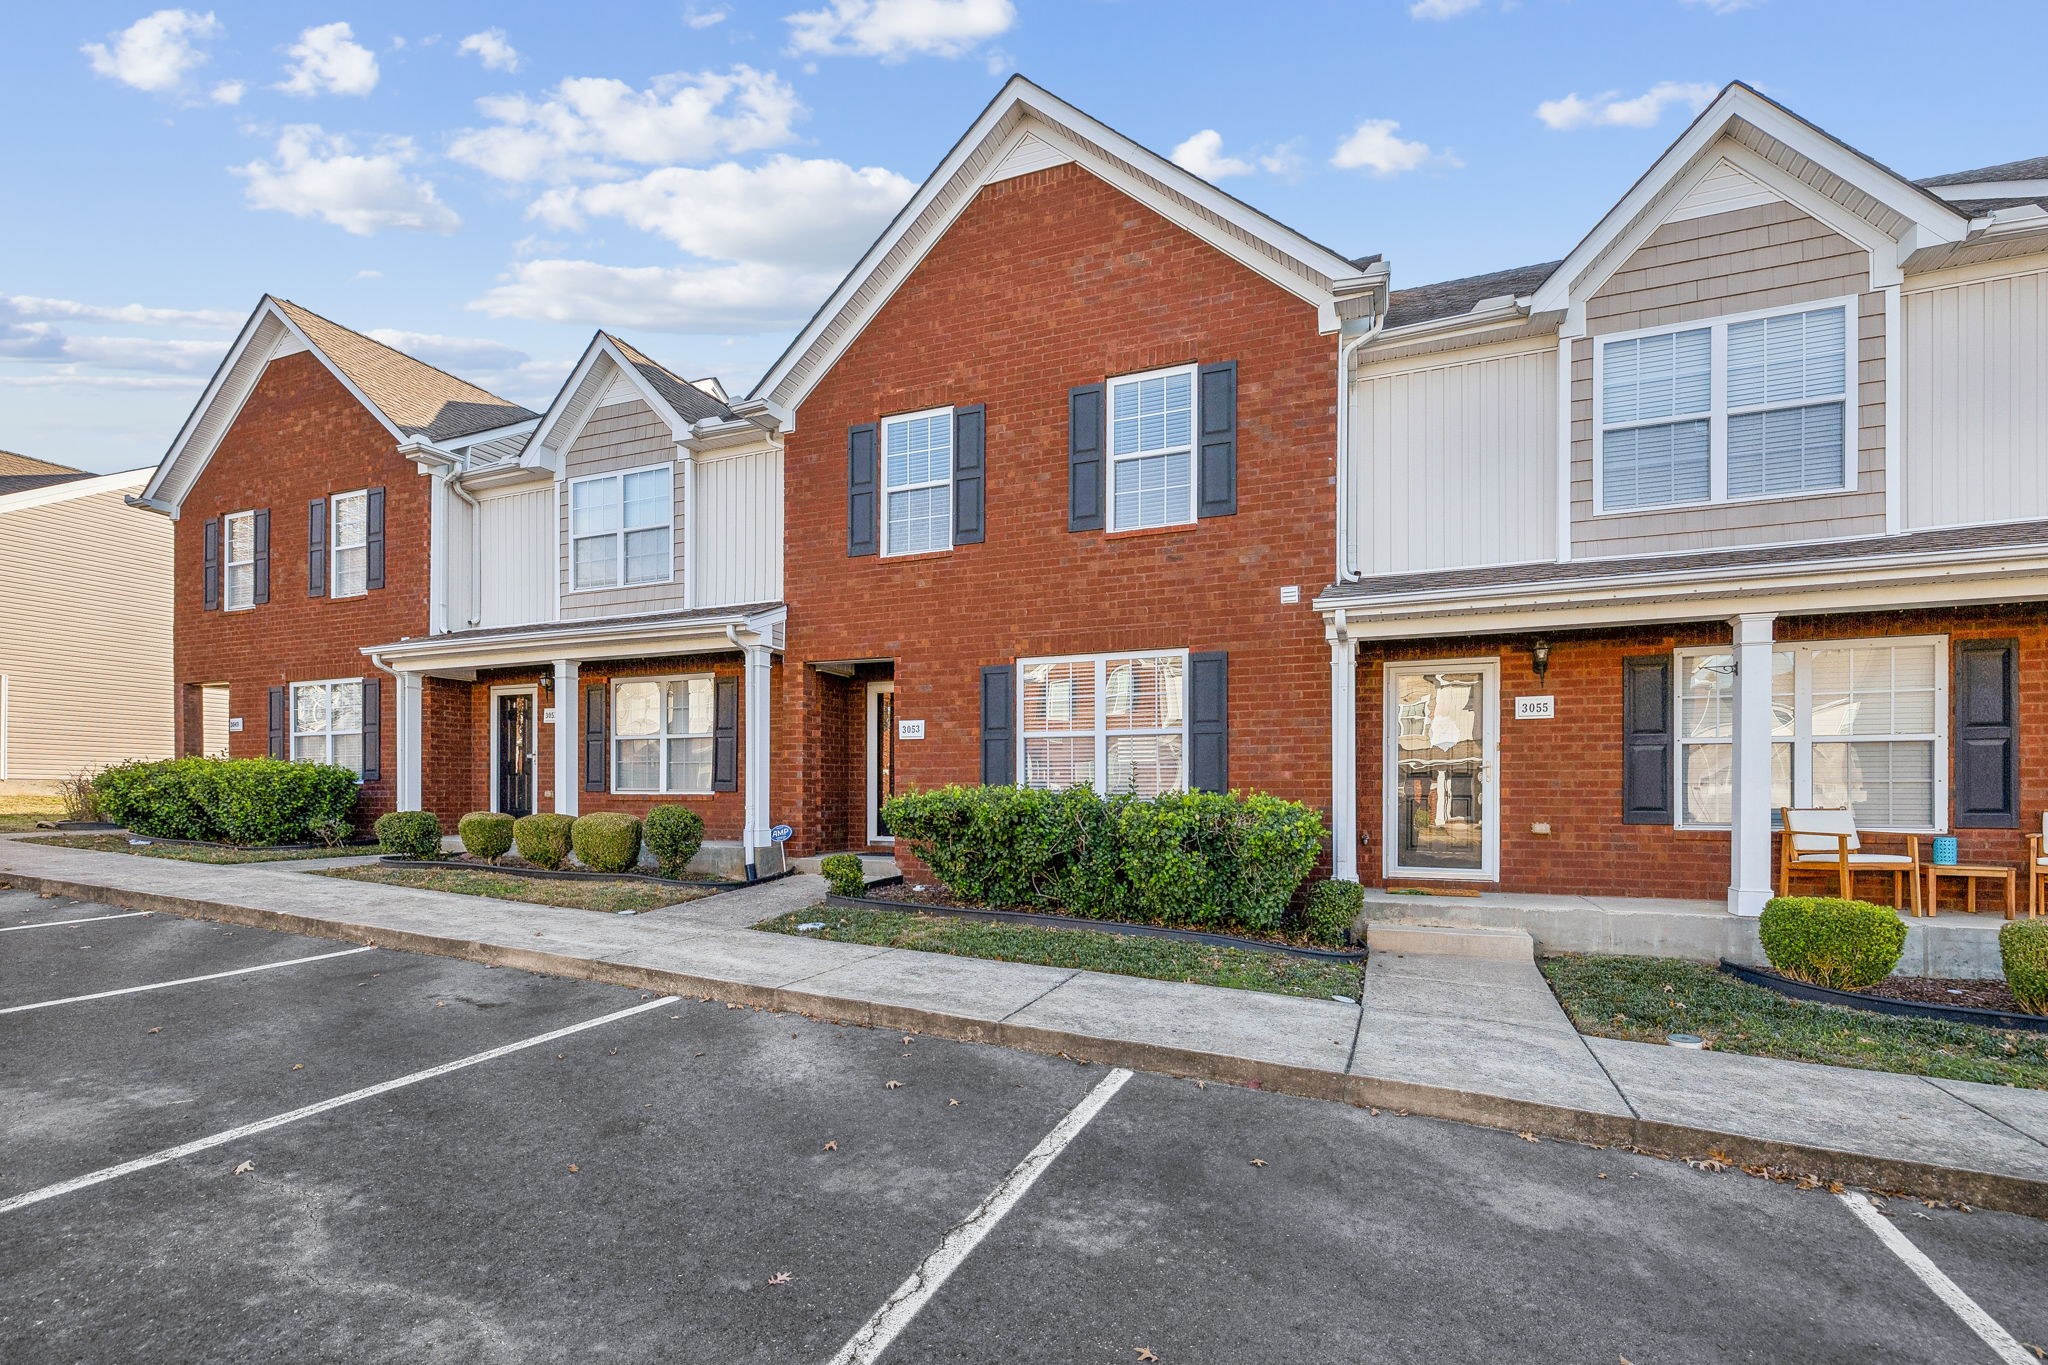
1383;659;1499;881
866;681;896;845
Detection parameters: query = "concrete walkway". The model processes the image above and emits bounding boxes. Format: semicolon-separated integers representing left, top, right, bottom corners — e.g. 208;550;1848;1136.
3;835;2046;1217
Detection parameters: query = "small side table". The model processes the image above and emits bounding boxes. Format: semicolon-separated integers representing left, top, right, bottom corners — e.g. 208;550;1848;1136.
1924;862;2019;919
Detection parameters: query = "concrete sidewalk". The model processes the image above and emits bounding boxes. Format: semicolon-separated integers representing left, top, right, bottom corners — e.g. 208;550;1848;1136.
3;835;2046;1217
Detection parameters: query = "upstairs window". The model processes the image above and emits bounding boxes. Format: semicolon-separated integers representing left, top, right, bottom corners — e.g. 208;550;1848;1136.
881;407;952;556
292;679;364;774
224;510;257;610
1597;301;1851;514
612;676;715;794
330;489;369;598
1019;651;1187;797
570;466;671;591
1108;365;1195;531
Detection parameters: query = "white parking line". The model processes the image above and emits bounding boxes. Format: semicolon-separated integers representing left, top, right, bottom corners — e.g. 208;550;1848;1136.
0;993;679;1217
827;1067;1133;1365
1;911;152;933
1837;1191;2034;1364
0;946;377;1015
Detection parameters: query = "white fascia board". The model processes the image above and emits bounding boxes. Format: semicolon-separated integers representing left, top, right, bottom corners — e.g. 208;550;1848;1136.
363;611;769;671
1928;178;2048;201
0;468;149;517
442;417;539;452
527;336;689;465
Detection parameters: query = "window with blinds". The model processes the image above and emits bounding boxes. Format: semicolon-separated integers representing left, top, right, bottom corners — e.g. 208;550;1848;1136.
881;407;953;556
1019;652;1187;797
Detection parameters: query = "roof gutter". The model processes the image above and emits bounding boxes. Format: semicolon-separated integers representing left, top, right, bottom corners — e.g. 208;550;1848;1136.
123;492;177;518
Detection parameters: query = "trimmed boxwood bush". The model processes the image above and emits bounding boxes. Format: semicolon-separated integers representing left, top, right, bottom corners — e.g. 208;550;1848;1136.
514;813;575;870
458;811;515;864
1301;879;1365;947
644;806;706;879
375;810;443;860
1758;896;1907;990
2003;921;2048;1014
93;756;359;845
821;853;867;898
572;812;642;874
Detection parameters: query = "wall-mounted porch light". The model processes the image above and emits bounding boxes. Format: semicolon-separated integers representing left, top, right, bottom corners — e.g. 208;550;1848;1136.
1530;638;1551;683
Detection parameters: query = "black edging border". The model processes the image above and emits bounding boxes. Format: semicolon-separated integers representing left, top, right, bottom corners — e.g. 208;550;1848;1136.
820;891;1367;964
1719;959;2048;1034
376;855;780;894
38;829;379;852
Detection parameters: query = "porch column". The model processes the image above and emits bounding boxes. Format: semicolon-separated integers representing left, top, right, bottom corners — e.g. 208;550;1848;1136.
1727;612;1777;917
1327;612;1360;882
553;658;579;816
741;641;774;878
394;670;424;812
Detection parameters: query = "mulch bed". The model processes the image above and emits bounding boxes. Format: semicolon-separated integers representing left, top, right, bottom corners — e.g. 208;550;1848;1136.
386;852;742;890
1865;975;2027;1013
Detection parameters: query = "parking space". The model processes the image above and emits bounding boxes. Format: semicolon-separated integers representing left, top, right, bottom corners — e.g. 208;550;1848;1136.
0;888;149;931
2;904;358;1010
3;906;2043;1363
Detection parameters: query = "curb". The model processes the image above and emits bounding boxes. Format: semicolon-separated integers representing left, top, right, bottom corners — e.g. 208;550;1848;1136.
7;867;2046;1219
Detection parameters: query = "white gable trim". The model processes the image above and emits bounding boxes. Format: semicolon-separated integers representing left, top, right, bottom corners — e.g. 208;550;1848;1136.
983;127;1073;184
0;467;148;517
1668;158;1780;223
525;334;689;476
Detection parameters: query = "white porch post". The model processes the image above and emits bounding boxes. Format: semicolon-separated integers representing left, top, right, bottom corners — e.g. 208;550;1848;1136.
741;641;774;878
1327;612;1359;882
553;658;579;816
394;670;424;812
1727;612;1778;917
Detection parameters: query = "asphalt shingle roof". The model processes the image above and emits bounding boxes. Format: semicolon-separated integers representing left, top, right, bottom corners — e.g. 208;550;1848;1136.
1917;155;2048;188
1382;261;1563;330
271;298;539;441
0;450;90;496
603;334;734;425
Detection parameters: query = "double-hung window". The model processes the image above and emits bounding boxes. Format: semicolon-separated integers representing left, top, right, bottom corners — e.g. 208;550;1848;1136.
611;676;715;794
1107;365;1195;531
330;489;369;597
291;679;364;774
570;466;671;591
1676;636;1944;831
1019;651;1186;797
1598;300;1852;513
224;510;256;611
881;407;952;556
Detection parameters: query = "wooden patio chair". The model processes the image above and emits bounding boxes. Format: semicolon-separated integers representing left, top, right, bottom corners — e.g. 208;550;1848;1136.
1779;807;1922;915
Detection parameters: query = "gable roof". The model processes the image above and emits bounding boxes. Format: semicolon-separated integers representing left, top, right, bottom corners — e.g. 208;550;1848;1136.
604;333;734;425
0;450;90;496
521;331;734;473
1383;261;1564;330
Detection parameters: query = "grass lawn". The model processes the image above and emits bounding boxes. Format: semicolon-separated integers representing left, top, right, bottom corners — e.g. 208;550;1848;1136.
20;834;352;864
319;864;713;914
759;905;1363;1001
0;795;65;834
1540;953;2048;1090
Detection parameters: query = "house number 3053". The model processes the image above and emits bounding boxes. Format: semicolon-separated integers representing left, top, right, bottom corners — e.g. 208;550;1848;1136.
897;719;926;740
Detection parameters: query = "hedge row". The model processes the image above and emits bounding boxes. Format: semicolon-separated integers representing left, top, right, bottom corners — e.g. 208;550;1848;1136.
93;757;359;846
381;805;707;878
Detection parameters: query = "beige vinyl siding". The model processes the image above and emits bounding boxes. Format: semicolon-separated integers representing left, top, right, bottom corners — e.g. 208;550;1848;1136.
0;485;172;784
1900;260;2048;530
477;486;554;628
201;685;230;757
692;442;784;606
558;398;685;620
1348;340;1558;574
1571;200;1886;558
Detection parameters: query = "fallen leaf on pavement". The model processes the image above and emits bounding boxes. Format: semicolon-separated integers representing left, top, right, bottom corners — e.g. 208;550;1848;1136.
434;1001;446;1009
1517;1132;1539;1143
726;1003;744;1010
948;1099;960;1107
767;1272;792;1286
885;1080;904;1090
1597;1173;1609;1180
147;1027;160;1035
233;1161;255;1175
1136;1351;1158;1362
822;1141;837;1151
1249;1158;1267;1168
291;1064;303;1071
902;1035;916;1045
567;1164;580;1174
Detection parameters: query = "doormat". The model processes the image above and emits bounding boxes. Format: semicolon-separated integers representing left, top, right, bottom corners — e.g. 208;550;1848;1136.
1384;886;1484;897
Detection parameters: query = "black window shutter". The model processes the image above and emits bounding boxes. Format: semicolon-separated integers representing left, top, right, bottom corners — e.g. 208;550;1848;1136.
251;509;271;605
1954;638;2019;828
712;676;739;792
359;678;382;782
1067;383;1105;531
365;488;387;590
583;684;608;792
952;404;985;545
1621;655;1675;825
980;664;1016;786
267;685;288;760
1188;651;1230;793
202;517;221;611
847;423;879;556
1196;361;1238;519
306;498;327;598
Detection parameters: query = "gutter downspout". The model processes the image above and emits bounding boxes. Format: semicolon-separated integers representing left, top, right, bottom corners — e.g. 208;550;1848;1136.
445;474;484;629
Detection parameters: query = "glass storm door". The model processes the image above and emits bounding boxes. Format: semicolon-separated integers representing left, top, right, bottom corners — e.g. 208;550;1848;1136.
1385;662;1497;879
868;682;896;844
496;693;535;818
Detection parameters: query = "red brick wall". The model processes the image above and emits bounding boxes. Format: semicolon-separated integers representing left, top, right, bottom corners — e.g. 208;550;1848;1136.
775;162;1337;854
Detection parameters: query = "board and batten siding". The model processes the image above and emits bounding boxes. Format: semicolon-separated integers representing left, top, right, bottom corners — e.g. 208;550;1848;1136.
691;443;783;607
1569;198;1887;558
1347;340;1557;574
557;397;686;621
0;484;172;785
1900;261;2048;530
477;486;554;628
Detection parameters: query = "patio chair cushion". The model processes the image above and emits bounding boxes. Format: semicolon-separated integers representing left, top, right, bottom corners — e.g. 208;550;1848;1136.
1783;807;1861;855
1790;851;1914;867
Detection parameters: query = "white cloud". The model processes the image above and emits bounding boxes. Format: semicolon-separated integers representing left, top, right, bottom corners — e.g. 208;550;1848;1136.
448;66;804;182
786;0;1015;61
1535;81;1719;131
472;259;838;334
365;329;526;372
1171;130;1254;181
457;28;522;73
209;79;245;105
1682;0;1759;11
353;269;383;281
0;295;238;327
684;4;731;27
0;372;205;391
0;321;223;374
1409;0;1483;17
1331;118;1458;176
237;126;460;236
83;9;221;94
276;22;380;98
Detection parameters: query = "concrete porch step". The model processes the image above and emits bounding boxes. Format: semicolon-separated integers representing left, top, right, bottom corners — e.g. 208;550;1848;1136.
1365;921;1535;962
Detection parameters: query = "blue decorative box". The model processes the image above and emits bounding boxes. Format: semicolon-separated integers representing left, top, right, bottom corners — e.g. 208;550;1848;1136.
1932;836;1959;866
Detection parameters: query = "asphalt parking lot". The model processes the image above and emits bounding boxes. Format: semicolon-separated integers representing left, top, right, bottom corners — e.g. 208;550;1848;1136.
4;885;2045;1364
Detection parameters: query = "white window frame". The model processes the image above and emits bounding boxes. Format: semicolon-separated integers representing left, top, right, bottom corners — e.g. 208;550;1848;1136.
1016;648;1190;796
609;673;717;796
567;464;673;593
1592;295;1857;516
1381;657;1501;883
1674;634;1948;834
1106;363;1199;533
329;488;369;599
879;405;954;559
223;509;256;612
289;677;365;776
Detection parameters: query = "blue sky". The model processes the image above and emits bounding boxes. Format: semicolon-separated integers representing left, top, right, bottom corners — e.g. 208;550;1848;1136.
5;0;2044;472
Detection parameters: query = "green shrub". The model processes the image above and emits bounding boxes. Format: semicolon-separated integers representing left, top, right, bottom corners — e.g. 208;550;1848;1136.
1301;879;1365;947
1758;896;1907;991
1116;791;1326;932
458;811;515;863
2002;921;2048;1014
92;757;359;844
375;810;443;859
309;818;354;849
514;813;575;870
572;812;642;874
644;806;706;879
821;853;867;898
